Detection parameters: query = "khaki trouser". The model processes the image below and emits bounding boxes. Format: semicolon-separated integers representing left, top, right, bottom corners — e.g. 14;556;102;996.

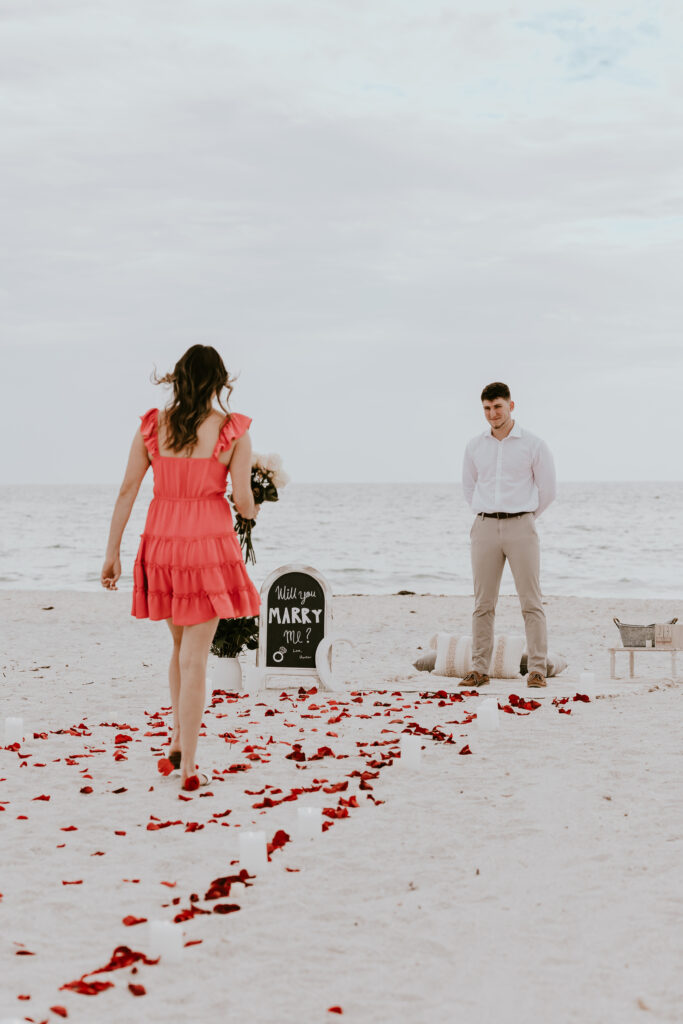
470;513;547;676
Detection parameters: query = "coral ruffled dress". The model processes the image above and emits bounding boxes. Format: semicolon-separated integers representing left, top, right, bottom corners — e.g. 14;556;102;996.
131;408;260;626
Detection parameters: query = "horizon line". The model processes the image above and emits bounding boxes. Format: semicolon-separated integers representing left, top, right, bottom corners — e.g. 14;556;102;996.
1;479;682;488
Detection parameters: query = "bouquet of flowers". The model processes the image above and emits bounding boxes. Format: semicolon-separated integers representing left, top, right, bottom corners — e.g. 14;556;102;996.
232;452;289;565
211;616;259;659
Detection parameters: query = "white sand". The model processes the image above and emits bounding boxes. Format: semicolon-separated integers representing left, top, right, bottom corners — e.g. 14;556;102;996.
1;591;682;1023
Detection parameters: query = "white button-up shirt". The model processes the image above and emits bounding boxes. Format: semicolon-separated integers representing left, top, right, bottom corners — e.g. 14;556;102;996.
462;422;557;518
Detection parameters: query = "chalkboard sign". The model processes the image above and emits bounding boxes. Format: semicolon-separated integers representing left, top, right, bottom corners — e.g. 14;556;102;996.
258;565;331;685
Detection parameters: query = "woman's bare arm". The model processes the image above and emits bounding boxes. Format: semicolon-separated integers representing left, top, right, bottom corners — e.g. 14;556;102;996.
228;432;259;520
101;431;151;589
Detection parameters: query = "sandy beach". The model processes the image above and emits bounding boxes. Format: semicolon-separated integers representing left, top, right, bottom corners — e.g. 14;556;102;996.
1;590;681;1024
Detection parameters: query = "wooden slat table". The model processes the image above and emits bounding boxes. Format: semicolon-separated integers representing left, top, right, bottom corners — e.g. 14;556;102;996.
609;646;680;680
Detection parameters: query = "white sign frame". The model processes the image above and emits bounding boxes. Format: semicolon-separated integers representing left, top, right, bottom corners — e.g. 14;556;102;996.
256;563;332;689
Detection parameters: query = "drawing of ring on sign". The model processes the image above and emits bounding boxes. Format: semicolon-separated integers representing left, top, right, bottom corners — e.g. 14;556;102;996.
272;647;287;664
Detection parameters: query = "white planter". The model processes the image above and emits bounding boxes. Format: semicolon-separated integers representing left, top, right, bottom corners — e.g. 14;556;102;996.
211;656;243;691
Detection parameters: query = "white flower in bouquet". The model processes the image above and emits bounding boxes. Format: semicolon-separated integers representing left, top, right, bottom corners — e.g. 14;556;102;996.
257;452;283;473
272;467;290;488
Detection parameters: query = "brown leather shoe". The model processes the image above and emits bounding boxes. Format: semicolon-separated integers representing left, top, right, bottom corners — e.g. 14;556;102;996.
459;671;490;687
527;672;547;688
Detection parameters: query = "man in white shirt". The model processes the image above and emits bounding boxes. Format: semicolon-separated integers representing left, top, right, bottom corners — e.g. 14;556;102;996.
461;382;556;688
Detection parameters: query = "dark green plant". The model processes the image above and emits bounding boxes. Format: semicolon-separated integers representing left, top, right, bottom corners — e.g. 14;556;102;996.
211;617;259;659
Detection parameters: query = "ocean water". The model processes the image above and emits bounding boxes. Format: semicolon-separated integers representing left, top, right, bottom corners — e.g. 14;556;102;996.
0;482;681;598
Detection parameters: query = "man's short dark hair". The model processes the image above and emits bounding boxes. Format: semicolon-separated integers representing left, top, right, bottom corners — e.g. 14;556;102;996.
481;382;511;402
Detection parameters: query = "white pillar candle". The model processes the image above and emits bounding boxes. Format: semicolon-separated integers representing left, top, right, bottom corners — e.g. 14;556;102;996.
476;697;500;731
579;671;595;686
4;717;23;746
297;806;322;840
399;734;422;768
148;920;183;963
239;830;268;873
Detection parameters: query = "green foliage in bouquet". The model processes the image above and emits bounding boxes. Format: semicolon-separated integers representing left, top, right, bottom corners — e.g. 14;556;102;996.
211;617;259;659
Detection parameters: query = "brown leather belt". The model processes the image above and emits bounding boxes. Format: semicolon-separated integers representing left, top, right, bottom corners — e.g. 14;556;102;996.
480;511;530;519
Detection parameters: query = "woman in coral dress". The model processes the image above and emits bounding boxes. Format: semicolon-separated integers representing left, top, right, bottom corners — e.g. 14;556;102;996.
101;346;260;789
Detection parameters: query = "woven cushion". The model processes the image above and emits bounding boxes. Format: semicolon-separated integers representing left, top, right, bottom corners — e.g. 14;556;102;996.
413;649;437;672
433;633;525;679
520;653;567;678
415;638;568;677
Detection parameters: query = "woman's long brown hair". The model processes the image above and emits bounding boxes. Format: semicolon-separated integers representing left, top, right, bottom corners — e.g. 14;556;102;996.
154;346;234;453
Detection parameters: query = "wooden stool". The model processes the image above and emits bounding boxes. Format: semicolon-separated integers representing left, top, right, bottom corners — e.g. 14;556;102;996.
608;646;679;680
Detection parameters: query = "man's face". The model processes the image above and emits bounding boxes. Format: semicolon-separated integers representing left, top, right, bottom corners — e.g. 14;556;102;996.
482;396;514;430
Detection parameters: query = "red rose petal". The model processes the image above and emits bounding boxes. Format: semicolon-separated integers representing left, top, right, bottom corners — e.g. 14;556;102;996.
508;693;542;711
50;1005;68;1017
157;758;174;776
266;829;291;855
85;943;159;975
128;983;146;996
328;1007;343;1015
60;979;114;995
459;744;472;755
122;915;148;927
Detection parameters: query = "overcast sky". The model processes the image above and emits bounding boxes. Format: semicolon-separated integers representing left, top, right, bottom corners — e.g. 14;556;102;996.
2;0;682;484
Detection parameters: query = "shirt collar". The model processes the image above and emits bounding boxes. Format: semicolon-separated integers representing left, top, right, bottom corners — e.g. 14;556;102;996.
484;421;522;439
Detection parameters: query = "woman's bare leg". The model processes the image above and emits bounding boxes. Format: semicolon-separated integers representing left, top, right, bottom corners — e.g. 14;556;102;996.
165;619;184;757
178;617;218;784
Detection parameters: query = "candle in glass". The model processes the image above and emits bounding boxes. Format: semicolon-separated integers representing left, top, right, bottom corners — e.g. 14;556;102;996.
297;806;322;840
239;830;268;873
248;666;265;692
148;920;183;963
476;697;500;731
4;717;23;746
399;734;422;768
